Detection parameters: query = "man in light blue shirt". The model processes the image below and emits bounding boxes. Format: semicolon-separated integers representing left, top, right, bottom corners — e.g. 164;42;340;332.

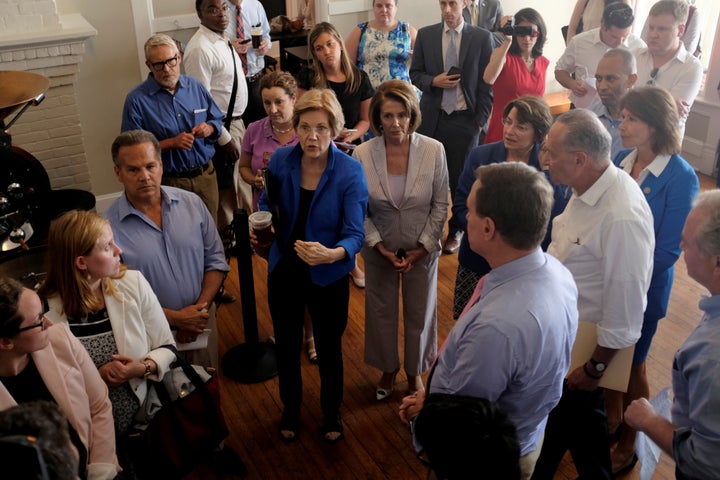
105;130;229;369
400;162;578;479
626;191;720;479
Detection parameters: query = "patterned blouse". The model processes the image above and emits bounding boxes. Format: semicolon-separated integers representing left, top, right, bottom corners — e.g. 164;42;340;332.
356;20;412;89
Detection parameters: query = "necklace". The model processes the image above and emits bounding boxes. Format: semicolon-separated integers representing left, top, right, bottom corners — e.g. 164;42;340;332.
272;124;293;134
522;56;534;67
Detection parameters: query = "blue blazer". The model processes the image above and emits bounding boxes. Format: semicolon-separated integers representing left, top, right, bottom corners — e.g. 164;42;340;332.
411;21;493;136
453;141;571;275
614;149;700;320
260;143;368;286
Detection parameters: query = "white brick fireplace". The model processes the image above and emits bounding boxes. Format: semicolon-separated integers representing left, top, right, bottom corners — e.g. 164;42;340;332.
0;0;96;191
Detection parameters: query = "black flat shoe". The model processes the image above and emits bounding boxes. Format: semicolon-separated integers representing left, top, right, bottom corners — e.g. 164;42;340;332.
321;413;343;443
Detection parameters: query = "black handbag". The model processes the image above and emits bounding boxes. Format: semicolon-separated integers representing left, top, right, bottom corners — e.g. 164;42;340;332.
125;345;229;478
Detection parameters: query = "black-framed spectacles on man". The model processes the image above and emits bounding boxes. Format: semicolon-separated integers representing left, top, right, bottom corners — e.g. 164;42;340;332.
148;56;179;72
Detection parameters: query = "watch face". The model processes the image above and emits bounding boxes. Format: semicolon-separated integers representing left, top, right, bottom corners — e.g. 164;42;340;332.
595;362;606;372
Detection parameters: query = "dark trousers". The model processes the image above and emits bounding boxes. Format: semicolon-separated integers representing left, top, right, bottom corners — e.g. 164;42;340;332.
433;110;480;233
242;77;265;126
531;381;613;480
267;257;349;421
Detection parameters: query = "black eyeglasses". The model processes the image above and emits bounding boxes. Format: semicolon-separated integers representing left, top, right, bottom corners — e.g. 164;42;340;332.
17;315;47;333
148;56;179;72
647;67;659;85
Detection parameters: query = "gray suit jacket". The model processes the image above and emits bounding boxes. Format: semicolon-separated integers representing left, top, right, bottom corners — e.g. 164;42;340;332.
463;0;504;46
354;133;449;254
410;22;494;137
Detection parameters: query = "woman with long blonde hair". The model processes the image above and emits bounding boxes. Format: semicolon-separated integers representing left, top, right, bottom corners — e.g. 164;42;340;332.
39;210;176;475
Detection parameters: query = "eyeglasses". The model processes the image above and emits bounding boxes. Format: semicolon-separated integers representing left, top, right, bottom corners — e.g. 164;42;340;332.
647;67;659;85
204;4;229;16
518;30;540;38
148;56;179;72
16;314;48;333
297;124;331;136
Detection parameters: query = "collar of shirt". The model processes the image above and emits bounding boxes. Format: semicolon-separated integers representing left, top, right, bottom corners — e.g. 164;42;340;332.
117;186;176;225
576;163;617;207
480;247;546;300
619;149;671;181
198;23;228;41
699;294;720;320
445;21;464;36
146;73;186;96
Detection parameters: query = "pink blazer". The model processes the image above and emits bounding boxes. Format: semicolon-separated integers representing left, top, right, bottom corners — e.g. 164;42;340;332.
0;324;119;479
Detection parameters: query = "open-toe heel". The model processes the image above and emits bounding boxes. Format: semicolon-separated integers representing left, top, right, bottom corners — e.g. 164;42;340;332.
279;410;300;443
375;369;399;401
304;336;318;364
321;413;343;443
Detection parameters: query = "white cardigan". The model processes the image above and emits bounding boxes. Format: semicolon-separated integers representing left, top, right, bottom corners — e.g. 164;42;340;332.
46;269;176;405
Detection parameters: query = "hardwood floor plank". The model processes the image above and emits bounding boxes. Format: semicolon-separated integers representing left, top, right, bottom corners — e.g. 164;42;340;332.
214;174;716;479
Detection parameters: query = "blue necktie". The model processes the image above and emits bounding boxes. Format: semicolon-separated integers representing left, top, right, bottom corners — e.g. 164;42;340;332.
442;29;458;115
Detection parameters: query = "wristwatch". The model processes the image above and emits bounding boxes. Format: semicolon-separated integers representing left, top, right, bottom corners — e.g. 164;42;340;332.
142;360;152;379
589;358;607;373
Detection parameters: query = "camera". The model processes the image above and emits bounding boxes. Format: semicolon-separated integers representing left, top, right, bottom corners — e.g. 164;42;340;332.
499;18;535;37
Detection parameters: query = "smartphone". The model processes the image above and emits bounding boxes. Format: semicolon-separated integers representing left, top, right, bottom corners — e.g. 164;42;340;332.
447;66;462;77
240;38;252;45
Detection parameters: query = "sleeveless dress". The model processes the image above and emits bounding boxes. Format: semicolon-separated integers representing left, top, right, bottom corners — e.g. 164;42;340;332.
484;54;548;144
356;21;412;89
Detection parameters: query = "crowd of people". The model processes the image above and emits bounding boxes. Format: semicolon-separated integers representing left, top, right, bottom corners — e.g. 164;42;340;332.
1;0;718;478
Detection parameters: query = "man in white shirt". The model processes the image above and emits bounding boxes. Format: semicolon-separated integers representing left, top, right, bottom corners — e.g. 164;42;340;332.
592;48;638;159
530;109;654;480
185;0;248;232
555;2;644;112
226;0;272;126
634;0;702;138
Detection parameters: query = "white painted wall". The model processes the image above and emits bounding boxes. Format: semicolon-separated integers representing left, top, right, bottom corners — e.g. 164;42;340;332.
50;0;719;198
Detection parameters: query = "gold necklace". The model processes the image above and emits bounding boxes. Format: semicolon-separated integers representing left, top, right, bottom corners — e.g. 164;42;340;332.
272;124;293;134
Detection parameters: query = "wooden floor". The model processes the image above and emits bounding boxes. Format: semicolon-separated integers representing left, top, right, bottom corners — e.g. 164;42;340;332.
213;174;717;480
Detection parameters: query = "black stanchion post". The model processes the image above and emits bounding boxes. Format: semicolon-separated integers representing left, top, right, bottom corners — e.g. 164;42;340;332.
220;209;277;383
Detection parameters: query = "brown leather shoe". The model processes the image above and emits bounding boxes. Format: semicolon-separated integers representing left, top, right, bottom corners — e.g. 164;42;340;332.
442;231;463;254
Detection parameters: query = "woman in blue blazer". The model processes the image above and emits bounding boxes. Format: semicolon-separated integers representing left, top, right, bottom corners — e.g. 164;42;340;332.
258;89;368;443
609;86;700;473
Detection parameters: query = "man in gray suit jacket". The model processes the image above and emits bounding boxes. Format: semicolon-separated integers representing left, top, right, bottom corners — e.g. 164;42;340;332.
463;0;504;46
411;0;493;254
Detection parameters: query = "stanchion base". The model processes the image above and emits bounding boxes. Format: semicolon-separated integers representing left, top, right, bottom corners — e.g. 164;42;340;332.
221;341;278;383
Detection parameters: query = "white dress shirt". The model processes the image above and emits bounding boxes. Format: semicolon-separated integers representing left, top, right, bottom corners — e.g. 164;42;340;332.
634;45;703;137
548;164;654;349
556;28;645;111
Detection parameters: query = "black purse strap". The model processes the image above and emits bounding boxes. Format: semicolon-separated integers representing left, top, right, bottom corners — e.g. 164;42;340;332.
224;40;239;132
150;345;225;431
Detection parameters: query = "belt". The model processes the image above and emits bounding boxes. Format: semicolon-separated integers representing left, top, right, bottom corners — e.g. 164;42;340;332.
163;161;211;179
246;71;263;83
440;109;469;116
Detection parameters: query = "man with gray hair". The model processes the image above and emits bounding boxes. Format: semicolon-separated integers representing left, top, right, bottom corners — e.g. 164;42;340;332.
531;109;654;479
122;33;232;227
400;162;578;479
625;190;720;479
592;48;637;159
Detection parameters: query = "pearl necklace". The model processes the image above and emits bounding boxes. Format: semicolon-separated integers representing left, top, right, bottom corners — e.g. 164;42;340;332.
272;124;293;134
